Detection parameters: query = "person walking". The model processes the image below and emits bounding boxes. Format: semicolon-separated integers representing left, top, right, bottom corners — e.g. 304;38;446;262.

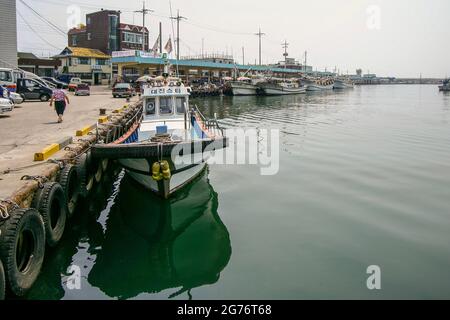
49;83;70;123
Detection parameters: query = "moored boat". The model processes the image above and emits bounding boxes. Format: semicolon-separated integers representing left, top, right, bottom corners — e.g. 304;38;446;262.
229;77;258;96
333;78;354;89
258;78;306;95
306;78;335;91
91;74;228;199
439;79;450;92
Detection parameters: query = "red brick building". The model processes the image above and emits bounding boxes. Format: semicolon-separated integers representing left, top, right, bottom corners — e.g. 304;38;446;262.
68;10;149;55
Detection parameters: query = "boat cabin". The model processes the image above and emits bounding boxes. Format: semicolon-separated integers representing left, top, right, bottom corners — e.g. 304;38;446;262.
139;77;192;139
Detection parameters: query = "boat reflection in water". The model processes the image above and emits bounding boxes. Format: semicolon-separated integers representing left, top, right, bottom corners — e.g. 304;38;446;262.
88;169;232;299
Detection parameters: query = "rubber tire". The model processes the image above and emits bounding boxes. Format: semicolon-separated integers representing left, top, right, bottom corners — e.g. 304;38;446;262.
76;153;94;198
58;164;79;219
32;182;67;247
0;259;5;300
40;94;50;102
0;208;45;297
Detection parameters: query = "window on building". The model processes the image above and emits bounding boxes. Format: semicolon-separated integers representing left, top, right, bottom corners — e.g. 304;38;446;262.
97;59;110;65
72;35;77;46
87;33;91;41
123;32;144;45
78;58;90;65
87;17;91;25
109;15;119;52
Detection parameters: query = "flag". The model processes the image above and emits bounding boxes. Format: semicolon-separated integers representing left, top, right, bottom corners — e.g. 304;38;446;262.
164;37;173;54
152;35;160;55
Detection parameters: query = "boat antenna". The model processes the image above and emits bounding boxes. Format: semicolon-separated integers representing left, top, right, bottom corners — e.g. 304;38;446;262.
168;0;179;77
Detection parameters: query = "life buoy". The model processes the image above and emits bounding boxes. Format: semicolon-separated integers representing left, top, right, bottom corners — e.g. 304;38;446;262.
0;259;5;300
0;208;45;297
32;182;67;247
58;164;79;219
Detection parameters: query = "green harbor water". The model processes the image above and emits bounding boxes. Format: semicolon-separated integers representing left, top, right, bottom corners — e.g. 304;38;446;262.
26;85;450;300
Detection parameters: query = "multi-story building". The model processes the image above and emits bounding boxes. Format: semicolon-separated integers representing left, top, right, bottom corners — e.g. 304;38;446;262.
68;10;149;55
54;47;112;85
0;0;18;68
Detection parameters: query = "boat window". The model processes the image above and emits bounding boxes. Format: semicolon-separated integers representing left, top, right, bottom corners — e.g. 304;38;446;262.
145;98;156;116
175;97;186;114
159;97;173;115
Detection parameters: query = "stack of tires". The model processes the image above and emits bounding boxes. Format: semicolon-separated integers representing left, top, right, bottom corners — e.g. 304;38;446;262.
0;160;87;299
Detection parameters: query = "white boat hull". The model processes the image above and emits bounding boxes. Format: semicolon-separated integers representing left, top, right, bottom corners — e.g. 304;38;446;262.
259;83;306;96
306;84;334;91
333;80;354;89
119;158;207;197
230;82;258;96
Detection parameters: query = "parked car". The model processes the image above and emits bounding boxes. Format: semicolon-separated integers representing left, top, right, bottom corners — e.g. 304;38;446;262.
16;78;53;102
9;92;24;104
112;83;135;98
0;68;25;93
42;77;69;89
0;98;14;114
75;83;90;96
68;78;83;91
56;74;75;85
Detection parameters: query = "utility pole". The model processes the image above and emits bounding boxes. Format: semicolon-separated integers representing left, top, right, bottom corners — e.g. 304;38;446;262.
255;27;265;66
134;1;153;51
159;22;163;53
170;10;187;61
242;47;245;65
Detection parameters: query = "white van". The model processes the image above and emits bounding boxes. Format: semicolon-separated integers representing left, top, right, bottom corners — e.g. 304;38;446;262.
0;68;25;92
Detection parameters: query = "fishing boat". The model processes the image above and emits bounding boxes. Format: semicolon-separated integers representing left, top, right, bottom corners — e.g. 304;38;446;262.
333;78;354;89
229;77;258;96
91;68;228;199
258;78;306;95
229;75;266;96
439;79;450;92
305;78;335;91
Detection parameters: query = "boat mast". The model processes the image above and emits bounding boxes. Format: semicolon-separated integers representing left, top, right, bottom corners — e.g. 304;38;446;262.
282;40;289;79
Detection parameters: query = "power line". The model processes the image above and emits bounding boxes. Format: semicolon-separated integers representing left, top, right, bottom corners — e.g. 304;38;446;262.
18;0;67;36
17;10;63;50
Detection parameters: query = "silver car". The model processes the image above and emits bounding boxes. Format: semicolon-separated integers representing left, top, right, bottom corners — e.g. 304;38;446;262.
9;92;23;104
0;98;14;114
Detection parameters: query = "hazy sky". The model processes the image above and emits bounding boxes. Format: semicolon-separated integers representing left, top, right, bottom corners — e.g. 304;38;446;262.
16;0;450;77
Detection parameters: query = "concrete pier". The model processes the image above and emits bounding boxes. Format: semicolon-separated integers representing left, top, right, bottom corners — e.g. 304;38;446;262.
0;86;139;201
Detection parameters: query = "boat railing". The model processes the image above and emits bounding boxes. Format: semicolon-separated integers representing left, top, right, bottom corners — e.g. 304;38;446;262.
192;105;224;137
100;105;144;144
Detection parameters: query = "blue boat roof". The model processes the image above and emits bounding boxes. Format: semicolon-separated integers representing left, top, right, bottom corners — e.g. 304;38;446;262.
112;55;313;74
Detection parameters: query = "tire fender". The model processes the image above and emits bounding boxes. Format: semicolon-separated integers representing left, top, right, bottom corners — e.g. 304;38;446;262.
32;182;67;247
0;208;45;297
76;153;94;197
0;259;5;300
58;164;79;218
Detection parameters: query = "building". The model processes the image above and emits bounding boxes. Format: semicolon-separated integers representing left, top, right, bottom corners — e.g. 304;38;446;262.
68;10;149;55
111;50;330;83
0;0;18;68
54;47;112;85
272;58;313;73
18;52;61;77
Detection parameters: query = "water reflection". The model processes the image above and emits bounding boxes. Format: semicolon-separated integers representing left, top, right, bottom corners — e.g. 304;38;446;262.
88;170;231;299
